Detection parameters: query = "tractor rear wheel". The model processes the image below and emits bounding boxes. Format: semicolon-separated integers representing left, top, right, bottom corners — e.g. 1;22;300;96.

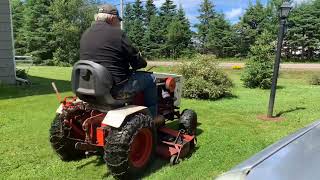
49;115;85;161
179;109;197;136
104;113;156;180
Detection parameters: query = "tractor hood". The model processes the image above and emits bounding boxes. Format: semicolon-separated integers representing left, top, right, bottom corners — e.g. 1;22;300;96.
216;120;320;180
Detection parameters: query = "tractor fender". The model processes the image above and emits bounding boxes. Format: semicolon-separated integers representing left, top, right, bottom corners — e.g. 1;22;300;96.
102;105;149;128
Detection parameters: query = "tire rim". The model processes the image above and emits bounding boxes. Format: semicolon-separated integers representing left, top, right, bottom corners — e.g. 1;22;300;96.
129;128;153;168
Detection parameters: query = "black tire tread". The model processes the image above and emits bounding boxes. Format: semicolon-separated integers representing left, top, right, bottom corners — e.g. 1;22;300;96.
49;115;84;161
104;113;155;180
179;109;197;135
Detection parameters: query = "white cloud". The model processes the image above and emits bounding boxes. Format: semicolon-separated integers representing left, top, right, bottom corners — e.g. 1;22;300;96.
154;0;166;7
154;0;201;9
292;0;313;5
225;8;243;20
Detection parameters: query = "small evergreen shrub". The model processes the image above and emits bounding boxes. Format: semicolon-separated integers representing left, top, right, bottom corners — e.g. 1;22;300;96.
178;55;233;100
241;31;275;89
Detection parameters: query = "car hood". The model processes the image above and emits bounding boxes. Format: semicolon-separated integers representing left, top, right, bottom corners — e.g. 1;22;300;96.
216;120;320;180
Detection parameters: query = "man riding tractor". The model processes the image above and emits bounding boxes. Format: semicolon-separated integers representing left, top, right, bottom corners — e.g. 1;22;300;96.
80;4;159;120
50;4;197;179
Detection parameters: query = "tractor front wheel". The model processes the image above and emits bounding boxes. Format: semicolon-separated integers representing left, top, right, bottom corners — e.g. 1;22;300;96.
104;113;156;179
179;109;197;136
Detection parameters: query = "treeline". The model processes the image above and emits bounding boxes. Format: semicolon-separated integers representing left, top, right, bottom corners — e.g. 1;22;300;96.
123;0;192;59
286;1;320;60
11;0;99;65
124;0;320;60
10;0;320;65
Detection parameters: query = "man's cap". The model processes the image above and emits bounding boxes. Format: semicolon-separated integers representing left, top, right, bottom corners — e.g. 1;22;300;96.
98;4;122;21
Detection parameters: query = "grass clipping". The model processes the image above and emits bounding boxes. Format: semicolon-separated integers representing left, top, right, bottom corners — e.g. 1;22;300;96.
178;56;233;100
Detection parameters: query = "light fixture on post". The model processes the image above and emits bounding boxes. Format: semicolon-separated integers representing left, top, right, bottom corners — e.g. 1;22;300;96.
279;1;292;19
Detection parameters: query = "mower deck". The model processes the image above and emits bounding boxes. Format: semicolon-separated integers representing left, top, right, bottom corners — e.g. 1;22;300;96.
157;127;195;162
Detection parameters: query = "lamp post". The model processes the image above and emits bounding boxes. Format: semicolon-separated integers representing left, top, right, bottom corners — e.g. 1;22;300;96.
267;1;292;118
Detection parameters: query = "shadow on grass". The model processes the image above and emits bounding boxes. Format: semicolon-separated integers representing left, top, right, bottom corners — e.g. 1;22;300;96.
211;94;239;102
76;156;112;178
141;146;200;178
165;120;204;137
0;75;71;100
276;107;306;117
76;156;105;169
276;85;286;90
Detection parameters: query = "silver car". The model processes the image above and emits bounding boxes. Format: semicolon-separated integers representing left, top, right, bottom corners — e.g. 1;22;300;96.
216;120;320;180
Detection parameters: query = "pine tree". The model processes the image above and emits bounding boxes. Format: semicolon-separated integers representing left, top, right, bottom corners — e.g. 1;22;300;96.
11;0;24;39
161;5;192;59
176;4;192;45
141;0;158;57
123;4;134;35
286;2;320;60
236;0;268;57
159;0;177;31
196;0;216;53
142;15;163;58
159;0;177;57
171;5;192;57
263;0;282;38
241;30;275;89
159;0;177;18
159;0;177;34
132;0;144;21
49;0;96;65
129;0;145;51
19;0;53;63
11;0;25;55
166;20;186;59
207;14;236;58
144;0;156;26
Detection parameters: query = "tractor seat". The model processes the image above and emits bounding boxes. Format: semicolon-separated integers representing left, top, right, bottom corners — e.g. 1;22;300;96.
71;60;132;107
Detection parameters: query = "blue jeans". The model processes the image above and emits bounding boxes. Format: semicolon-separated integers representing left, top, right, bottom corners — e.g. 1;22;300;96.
114;72;157;117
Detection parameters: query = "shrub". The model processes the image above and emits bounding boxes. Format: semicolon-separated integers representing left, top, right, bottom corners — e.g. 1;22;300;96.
178;55;233;100
310;74;320;85
241;31;275;89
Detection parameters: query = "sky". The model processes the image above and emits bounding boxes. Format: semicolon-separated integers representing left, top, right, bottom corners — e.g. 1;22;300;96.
105;0;312;26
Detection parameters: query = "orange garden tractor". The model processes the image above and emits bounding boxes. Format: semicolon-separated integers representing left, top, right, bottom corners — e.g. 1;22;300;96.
49;61;197;179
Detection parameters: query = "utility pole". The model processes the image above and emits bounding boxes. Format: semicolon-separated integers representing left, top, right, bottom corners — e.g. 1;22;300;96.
120;0;124;30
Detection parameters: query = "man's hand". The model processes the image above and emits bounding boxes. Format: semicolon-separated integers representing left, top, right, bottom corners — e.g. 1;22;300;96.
130;52;147;71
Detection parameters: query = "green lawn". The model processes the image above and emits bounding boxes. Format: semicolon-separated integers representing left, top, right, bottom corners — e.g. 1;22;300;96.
1;66;320;179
